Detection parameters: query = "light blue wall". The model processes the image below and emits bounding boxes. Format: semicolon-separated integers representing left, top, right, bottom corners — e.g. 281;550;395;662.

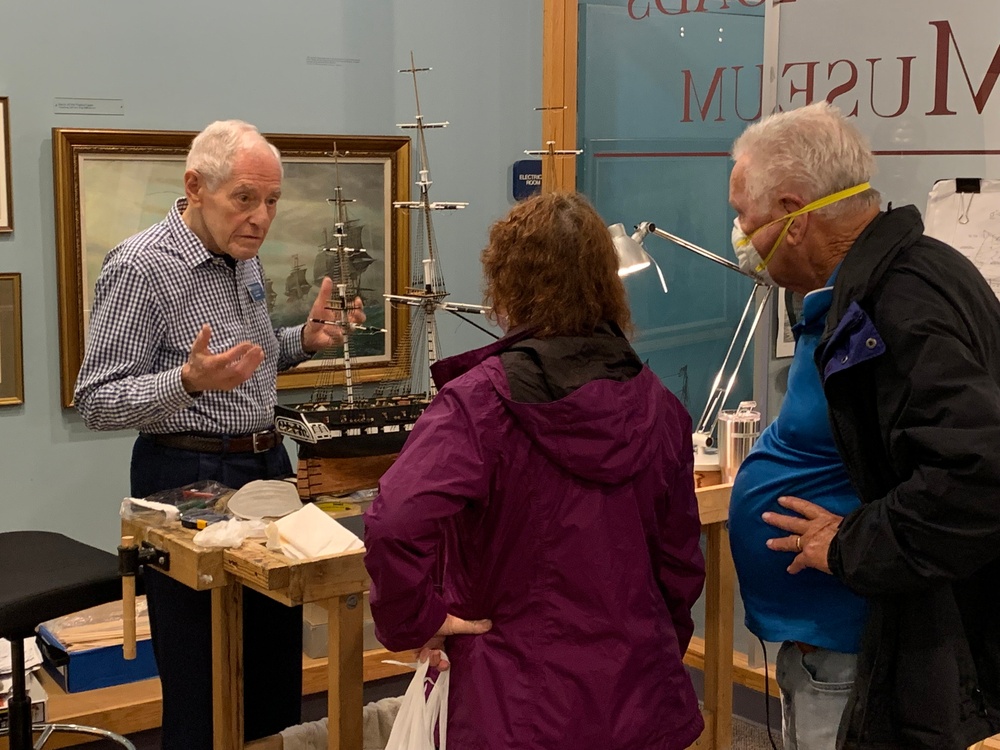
0;1;541;550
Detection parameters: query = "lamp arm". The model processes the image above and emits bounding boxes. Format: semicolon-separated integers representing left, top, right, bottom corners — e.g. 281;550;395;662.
693;283;773;445
619;220;775;448
640;222;761;282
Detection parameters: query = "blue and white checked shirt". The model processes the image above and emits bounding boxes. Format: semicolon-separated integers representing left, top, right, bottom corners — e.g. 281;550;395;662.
75;198;311;435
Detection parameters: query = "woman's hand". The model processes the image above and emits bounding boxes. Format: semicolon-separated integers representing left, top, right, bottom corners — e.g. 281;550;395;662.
418;614;492;671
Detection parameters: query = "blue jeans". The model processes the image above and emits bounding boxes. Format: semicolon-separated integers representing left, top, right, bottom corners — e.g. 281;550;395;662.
776;641;857;750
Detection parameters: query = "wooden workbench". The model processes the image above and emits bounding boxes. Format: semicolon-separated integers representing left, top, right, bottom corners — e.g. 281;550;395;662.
2;482;736;750
118;516;370;750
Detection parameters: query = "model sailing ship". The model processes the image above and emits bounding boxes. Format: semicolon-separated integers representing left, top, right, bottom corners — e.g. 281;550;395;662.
275;54;490;497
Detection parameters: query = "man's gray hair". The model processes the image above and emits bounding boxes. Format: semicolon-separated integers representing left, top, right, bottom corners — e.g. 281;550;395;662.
732;102;880;218
186;120;282;190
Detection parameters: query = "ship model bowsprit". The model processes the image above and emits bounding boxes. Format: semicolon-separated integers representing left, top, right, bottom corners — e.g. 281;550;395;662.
275;55;490;497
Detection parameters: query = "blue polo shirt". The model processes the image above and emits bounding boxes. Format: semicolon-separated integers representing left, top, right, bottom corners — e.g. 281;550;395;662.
728;283;868;653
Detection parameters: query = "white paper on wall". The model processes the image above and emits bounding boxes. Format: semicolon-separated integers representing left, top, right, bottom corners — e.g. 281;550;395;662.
924;179;1000;300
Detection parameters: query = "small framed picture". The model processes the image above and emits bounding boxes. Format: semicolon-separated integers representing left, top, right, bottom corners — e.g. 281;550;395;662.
0;98;12;232
0;273;23;405
775;288;798;359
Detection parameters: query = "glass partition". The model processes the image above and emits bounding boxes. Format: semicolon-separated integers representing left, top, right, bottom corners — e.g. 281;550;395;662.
577;0;767;661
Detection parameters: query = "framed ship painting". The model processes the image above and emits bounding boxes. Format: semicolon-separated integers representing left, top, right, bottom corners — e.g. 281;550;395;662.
52;128;411;407
0;98;12;232
0;273;23;405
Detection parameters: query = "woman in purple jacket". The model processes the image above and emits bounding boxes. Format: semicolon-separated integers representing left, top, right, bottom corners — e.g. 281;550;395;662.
364;191;705;750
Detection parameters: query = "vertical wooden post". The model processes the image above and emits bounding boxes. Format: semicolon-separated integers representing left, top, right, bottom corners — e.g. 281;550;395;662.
326;593;364;750
212;582;244;750
542;0;579;192
703;524;736;750
120;535;137;660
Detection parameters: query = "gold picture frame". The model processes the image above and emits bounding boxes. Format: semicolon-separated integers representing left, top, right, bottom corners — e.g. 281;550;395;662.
0;98;13;232
0;273;24;405
53;128;411;407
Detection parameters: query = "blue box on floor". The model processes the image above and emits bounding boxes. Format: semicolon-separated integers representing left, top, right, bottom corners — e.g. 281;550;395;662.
35;625;158;693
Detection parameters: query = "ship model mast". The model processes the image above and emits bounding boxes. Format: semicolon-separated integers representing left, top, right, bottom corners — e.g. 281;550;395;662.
273;53;492;499
323;144;360;406
387;51;489;398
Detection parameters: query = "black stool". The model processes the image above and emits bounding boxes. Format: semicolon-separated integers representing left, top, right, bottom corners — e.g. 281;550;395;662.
0;531;135;749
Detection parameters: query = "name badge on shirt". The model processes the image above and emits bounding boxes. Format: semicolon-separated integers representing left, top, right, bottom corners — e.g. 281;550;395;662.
247;281;266;302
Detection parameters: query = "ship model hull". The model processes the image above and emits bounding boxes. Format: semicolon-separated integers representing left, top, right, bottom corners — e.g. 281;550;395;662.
275;397;429;459
277;396;430;499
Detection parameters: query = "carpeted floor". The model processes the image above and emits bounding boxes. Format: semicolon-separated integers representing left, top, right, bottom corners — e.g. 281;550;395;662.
734;713;784;750
94;680;787;750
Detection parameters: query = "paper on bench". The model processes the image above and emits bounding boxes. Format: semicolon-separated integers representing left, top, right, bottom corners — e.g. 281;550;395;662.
274;502;363;560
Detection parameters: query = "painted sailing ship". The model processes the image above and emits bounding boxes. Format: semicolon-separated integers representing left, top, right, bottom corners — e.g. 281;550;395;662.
274;54;490;494
313;220;375;297
263;277;277;313
285;255;312;302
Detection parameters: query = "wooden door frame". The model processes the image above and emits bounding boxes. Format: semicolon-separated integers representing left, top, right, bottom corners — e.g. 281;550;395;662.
542;0;578;192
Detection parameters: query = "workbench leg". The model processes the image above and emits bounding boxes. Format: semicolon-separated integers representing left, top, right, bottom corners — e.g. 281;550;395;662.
325;593;364;750
212;581;244;750
703;524;736;750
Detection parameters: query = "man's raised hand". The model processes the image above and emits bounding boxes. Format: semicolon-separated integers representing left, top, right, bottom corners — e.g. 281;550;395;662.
180;324;265;394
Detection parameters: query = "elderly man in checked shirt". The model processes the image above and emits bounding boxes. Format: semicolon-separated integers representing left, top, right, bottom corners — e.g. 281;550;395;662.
74;120;363;750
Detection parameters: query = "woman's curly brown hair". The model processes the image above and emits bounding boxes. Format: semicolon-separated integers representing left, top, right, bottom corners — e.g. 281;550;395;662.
481;192;633;338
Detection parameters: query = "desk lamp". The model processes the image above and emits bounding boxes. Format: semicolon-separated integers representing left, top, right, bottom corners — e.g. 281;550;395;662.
610;221;775;469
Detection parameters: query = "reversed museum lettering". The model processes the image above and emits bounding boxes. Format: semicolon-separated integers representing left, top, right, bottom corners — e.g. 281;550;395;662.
678;20;1000;123
628;0;769;21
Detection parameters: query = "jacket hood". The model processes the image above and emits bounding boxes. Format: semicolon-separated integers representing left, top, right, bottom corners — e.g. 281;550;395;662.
432;327;681;486
486;358;671;486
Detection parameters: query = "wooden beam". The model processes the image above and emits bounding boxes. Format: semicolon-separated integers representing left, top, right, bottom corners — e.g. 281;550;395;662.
542;0;578;192
325;594;364;750
702;524;735;750
246;738;283;750
684;637;777;698
211;582;244;750
696;483;732;526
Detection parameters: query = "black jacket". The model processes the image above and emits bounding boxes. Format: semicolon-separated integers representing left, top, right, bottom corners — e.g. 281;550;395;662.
816;205;1000;749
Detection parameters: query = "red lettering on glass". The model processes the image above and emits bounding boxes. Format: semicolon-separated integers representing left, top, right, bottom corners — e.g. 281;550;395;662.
733;65;764;122
826;60;860;116
682;67;728;122
868;57;915;118
927;20;1000;116
783;61;820;106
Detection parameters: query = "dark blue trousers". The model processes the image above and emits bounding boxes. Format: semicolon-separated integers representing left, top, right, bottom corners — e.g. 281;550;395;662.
131;434;303;750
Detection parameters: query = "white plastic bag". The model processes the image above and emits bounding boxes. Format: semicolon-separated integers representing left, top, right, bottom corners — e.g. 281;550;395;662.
384;652;449;750
192;518;265;548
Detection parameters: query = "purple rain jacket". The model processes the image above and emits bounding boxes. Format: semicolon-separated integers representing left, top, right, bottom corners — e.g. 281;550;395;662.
364;328;706;750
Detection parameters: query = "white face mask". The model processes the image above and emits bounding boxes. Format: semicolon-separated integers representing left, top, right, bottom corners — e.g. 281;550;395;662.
731;218;775;287
729;181;872;288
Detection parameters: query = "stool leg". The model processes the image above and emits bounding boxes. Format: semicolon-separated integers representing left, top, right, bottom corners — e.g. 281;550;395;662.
8;637;32;750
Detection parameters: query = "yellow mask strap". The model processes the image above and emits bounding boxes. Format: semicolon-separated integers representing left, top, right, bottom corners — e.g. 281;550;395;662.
739;182;871;272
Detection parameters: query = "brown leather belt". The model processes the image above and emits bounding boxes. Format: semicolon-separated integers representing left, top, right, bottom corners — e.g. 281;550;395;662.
144;430;282;454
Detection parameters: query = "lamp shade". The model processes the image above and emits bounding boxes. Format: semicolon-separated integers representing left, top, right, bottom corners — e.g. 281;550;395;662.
609;223;667;293
609;223;651;276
